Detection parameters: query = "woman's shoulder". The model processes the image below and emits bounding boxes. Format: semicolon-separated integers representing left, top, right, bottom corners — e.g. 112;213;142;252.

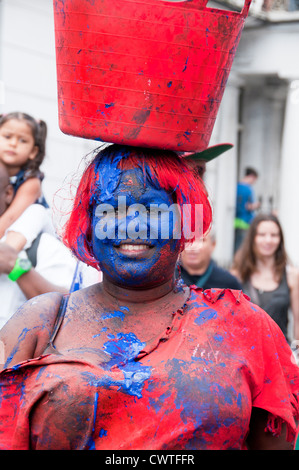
286;265;299;288
0;292;64;369
189;286;249;305
188;286;292;353
188;286;273;325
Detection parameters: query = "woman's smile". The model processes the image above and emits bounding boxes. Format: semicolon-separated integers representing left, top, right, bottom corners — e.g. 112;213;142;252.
115;241;154;258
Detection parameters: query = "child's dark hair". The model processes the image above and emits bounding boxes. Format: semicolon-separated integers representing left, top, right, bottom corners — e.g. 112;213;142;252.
0;112;47;178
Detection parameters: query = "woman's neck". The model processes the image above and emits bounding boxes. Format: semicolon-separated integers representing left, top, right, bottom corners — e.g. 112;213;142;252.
102;276;178;304
255;255;275;271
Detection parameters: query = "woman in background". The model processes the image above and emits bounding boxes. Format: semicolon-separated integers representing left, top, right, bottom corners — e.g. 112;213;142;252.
232;213;299;342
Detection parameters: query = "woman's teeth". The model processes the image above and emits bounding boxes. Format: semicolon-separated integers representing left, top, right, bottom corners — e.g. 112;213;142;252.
119;244;150;252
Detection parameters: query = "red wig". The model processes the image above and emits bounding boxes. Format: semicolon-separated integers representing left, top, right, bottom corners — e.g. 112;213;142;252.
62;144;212;269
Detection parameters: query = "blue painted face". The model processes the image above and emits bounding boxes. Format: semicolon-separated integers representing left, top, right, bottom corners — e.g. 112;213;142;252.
91;166;181;288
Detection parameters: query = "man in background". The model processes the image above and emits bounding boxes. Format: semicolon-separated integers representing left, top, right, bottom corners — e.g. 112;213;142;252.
234;167;260;252
178;232;242;290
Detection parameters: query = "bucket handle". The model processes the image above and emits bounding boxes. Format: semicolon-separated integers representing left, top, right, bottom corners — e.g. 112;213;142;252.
239;0;252;17
161;0;252;18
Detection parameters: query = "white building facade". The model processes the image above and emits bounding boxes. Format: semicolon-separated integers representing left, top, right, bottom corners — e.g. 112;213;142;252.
206;1;299;267
0;0;96;215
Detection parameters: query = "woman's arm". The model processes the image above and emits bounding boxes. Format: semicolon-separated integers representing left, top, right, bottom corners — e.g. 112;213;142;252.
4;231;26;252
0;242;17;274
5;204;54;253
17;268;70;298
0;292;63;371
246;408;295;450
287;266;299;341
0;177;41;238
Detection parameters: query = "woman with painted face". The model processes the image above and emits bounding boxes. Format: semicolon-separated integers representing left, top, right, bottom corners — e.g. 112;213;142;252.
0;145;298;450
231;213;299;343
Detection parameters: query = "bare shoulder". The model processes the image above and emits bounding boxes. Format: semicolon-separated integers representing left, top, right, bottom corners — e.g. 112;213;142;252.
0;292;64;370
230;268;240;279
286;265;299;290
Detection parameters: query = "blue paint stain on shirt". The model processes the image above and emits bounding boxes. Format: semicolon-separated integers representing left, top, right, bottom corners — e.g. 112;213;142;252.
99;428;107;438
214;334;223;343
194;308;218;326
237;393;242;408
86;391;99;449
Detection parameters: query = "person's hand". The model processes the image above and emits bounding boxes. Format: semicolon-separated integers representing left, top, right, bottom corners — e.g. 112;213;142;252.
0;242;18;274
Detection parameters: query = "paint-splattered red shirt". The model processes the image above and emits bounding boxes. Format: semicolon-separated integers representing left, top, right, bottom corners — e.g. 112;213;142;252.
0;288;298;450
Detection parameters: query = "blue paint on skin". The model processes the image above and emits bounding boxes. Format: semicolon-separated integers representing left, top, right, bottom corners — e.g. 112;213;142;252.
4;328;33;369
90;158;181;288
102;310;125;321
120;306;129;312
81;333;152;400
102;332;145;369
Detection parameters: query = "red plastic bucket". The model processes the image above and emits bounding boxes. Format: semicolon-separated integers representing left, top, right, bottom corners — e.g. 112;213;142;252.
53;0;251;152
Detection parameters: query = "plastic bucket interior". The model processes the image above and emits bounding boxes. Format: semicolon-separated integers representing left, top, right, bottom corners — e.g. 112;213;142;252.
53;0;252;152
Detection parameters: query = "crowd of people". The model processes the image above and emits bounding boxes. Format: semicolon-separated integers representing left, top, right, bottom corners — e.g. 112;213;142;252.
0;112;298;450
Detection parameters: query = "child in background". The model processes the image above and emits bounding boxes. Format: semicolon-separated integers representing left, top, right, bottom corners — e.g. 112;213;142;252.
0;112;54;251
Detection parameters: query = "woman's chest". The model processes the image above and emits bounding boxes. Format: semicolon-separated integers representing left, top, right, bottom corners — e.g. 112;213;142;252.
80;344;253;450
52;323;253;449
52;303;184;363
250;271;279;292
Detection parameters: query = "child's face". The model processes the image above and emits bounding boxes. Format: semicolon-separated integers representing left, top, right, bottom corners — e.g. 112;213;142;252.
0;119;38;174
